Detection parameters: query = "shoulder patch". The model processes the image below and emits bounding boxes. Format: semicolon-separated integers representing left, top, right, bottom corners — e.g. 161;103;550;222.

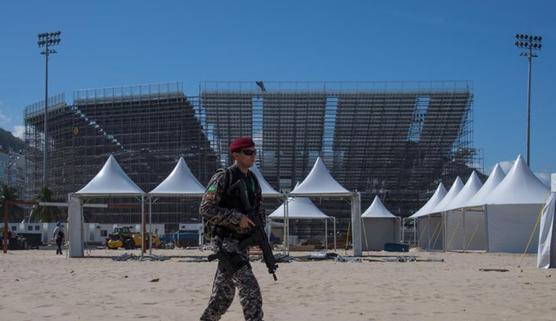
207;184;217;193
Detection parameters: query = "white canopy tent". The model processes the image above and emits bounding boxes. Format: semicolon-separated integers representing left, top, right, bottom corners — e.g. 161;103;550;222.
452;164;506;251
249;165;282;197
409;183;447;250
269;196;336;250
69;155;146;257
419;176;463;250
538;174;556;268
409;183;447;219
482;155;550;253
150;158;206;196
361;196;400;251
422;177;464;251
465;164;506;208
430;177;464;214
289;157;360;255
148;157;206;252
444;171;483;251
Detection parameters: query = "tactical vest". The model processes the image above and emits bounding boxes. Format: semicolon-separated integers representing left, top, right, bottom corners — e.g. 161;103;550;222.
212;166;260;240
217;166;259;214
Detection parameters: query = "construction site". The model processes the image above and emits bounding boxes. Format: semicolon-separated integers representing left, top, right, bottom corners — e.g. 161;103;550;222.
23;80;480;236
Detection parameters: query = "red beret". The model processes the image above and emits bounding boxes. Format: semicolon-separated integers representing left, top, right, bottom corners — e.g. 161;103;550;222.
229;137;255;153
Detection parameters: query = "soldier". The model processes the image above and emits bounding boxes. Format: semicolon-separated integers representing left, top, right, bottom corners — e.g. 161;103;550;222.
199;136;265;321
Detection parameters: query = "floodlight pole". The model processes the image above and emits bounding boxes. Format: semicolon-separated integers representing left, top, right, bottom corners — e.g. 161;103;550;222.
37;31;61;188
526;50;532;167
514;33;542;167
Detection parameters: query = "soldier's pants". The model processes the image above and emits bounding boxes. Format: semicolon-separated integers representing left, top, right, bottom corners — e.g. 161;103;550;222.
56;238;63;255
200;263;263;321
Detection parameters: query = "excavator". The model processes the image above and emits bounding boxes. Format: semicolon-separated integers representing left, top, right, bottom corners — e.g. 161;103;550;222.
106;226;160;249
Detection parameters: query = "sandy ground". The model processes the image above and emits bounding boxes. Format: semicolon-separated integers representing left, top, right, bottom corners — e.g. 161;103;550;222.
1;247;555;321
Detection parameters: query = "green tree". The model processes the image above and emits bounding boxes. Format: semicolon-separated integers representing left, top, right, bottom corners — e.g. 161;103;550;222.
0;184;20;221
34;187;61;222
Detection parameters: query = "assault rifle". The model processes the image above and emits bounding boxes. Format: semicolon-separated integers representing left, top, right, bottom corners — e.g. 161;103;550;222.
235;178;278;281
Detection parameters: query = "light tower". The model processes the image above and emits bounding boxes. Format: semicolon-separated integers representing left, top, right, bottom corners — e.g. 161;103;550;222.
37;31;61;188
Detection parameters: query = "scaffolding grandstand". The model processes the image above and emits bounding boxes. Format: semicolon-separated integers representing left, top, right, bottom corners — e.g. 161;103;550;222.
24;81;479;236
24;83;218;226
200;81;479;215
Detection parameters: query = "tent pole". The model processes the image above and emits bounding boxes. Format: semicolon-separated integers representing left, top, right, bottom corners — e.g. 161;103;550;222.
401;218;404;243
427;216;431;250
413;218;417;245
484;205;490;252
361;217;369;251
141;195;145;257
148;196;153;255
462;208;467;252
443;212;447;252
394;218;398;244
284;194;289;255
400;217;405;243
325;218;328;251
333;217;337;251
68;194;84;257
351;192;362;256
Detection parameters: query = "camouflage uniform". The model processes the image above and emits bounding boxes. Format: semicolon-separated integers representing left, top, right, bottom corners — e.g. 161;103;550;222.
199;165;265;321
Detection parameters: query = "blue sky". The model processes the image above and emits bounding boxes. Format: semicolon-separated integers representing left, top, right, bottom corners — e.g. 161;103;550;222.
0;0;554;173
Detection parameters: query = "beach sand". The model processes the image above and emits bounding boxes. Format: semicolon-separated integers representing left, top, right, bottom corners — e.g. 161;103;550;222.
1;248;555;321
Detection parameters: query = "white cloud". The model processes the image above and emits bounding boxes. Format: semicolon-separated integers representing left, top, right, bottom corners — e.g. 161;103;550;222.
0;109;11;124
0;99;13;125
12;125;25;139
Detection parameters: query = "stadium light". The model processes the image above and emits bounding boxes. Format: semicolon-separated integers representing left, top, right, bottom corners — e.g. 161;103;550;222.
37;31;61;188
514;33;542;167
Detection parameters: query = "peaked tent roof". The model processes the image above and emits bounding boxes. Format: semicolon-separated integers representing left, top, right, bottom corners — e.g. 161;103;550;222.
445;171;483;211
361;196;397;218
409;183;447;218
290;157;351;196
429;177;464;213
464;163;506;207
76;155;144;196
149;157;206;196
249;165;282;197
269;197;330;219
485;155;550;205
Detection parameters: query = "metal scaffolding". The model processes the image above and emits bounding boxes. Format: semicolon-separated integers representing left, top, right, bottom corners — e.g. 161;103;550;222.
24;82;218;227
23;80;479;236
199;81;479;229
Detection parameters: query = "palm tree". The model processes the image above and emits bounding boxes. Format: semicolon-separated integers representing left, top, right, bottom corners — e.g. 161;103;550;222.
34;187;61;222
0;184;20;221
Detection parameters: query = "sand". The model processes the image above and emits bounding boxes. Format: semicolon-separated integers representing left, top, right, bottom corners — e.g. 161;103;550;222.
1;248;555;321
